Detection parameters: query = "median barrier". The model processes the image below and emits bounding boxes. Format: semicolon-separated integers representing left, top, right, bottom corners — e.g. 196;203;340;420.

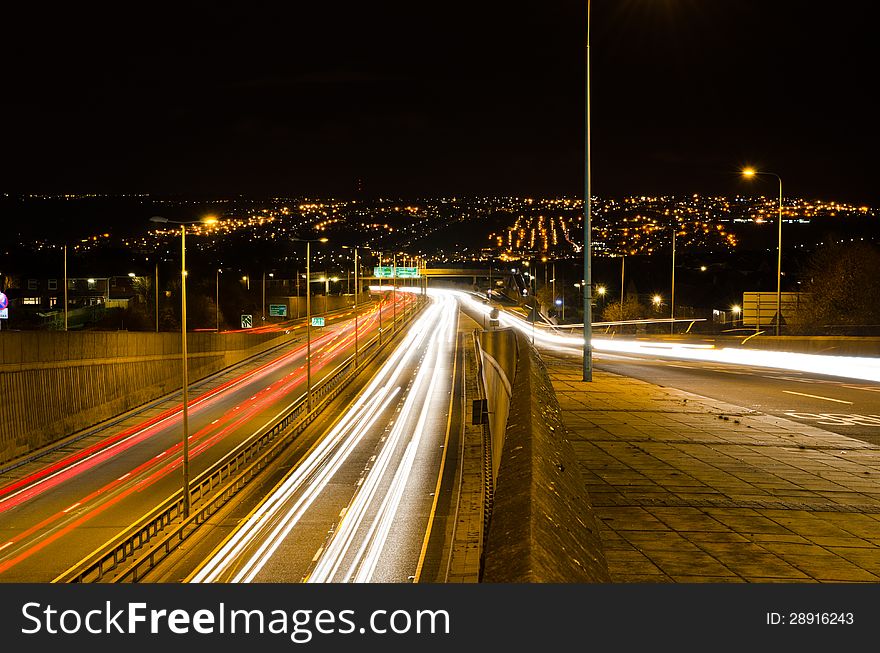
478;328;610;583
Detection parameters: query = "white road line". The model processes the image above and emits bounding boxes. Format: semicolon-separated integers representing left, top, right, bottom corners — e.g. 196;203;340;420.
843;385;880;393
782;390;853;405
62;502;81;513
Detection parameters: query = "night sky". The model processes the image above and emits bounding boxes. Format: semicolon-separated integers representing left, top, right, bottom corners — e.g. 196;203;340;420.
1;1;877;204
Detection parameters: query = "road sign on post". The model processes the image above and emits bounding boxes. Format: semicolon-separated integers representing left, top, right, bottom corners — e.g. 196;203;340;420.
269;304;287;317
310;316;325;327
0;292;8;310
373;266;393;278
241;314;253;328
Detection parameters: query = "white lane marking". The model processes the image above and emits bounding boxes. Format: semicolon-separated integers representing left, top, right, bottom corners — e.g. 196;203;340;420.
843;385;880;393
312;547;324;562
0;542;14;551
667;364;697;370
782;390;853;405
62;502;81;513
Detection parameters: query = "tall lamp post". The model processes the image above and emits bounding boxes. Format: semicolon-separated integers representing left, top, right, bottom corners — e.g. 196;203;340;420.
342;245;361;366
292;236;328;412
215;268;222;332
149;214;217;519
583;0;593;381
742;167;783;336
670;227;676;334
155;262;160;332
63;245;68;331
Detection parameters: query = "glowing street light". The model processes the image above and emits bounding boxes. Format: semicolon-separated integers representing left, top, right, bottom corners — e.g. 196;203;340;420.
742;167;784;336
149;214;217;519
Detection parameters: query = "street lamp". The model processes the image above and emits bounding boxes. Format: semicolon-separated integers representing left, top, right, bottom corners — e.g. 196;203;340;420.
652;294;662;310
731;304;742;327
341;245;361;367
670;226;676;334
149;214;217;519
742;167;784;336
292;236;328;412
583;0;593;381
216;268;222;332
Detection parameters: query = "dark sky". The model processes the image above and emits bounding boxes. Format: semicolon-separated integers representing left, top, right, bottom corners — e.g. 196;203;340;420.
1;1;877;204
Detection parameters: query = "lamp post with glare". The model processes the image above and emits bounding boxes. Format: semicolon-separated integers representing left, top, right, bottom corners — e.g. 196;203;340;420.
149;214;217;519
742;167;784;336
292;237;328;412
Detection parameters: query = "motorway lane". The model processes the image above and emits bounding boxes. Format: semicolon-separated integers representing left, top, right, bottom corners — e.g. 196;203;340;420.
0;293;417;582
590;350;880;446
189;291;458;584
457;291;880;447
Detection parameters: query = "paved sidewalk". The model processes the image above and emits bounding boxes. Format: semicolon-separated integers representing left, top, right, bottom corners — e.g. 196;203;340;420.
547;359;880;582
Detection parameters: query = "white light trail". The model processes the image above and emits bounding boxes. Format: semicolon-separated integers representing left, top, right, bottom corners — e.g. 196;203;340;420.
191;294;452;583
307;293;456;583
453;290;880;383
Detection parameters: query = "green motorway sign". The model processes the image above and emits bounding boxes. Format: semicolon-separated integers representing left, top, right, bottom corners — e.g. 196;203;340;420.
374;266;393;278
269;304;287;317
373;266;420;278
311;316;325;327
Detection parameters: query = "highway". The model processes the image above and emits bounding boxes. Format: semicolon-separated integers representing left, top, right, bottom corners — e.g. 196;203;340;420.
458;291;880;446
592;352;880;446
0;292;417;582
190;291;459;583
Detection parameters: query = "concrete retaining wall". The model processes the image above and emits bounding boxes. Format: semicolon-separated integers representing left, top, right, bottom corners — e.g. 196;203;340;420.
479;328;610;583
0;330;295;464
476;329;517;484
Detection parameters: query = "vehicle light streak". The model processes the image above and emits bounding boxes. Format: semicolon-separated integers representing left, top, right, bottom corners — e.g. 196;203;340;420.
0;318;376;576
191;295;447;583
337;299;454;582
0;318;362;513
456;291;880;383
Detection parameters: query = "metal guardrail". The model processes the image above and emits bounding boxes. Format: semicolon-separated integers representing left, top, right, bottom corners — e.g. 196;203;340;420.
53;296;428;583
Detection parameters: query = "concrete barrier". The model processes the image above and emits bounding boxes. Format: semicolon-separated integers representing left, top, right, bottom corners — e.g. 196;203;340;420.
0;329;297;464
479;328;610;583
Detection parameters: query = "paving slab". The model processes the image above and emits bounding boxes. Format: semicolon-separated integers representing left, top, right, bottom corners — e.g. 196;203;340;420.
547;360;880;583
